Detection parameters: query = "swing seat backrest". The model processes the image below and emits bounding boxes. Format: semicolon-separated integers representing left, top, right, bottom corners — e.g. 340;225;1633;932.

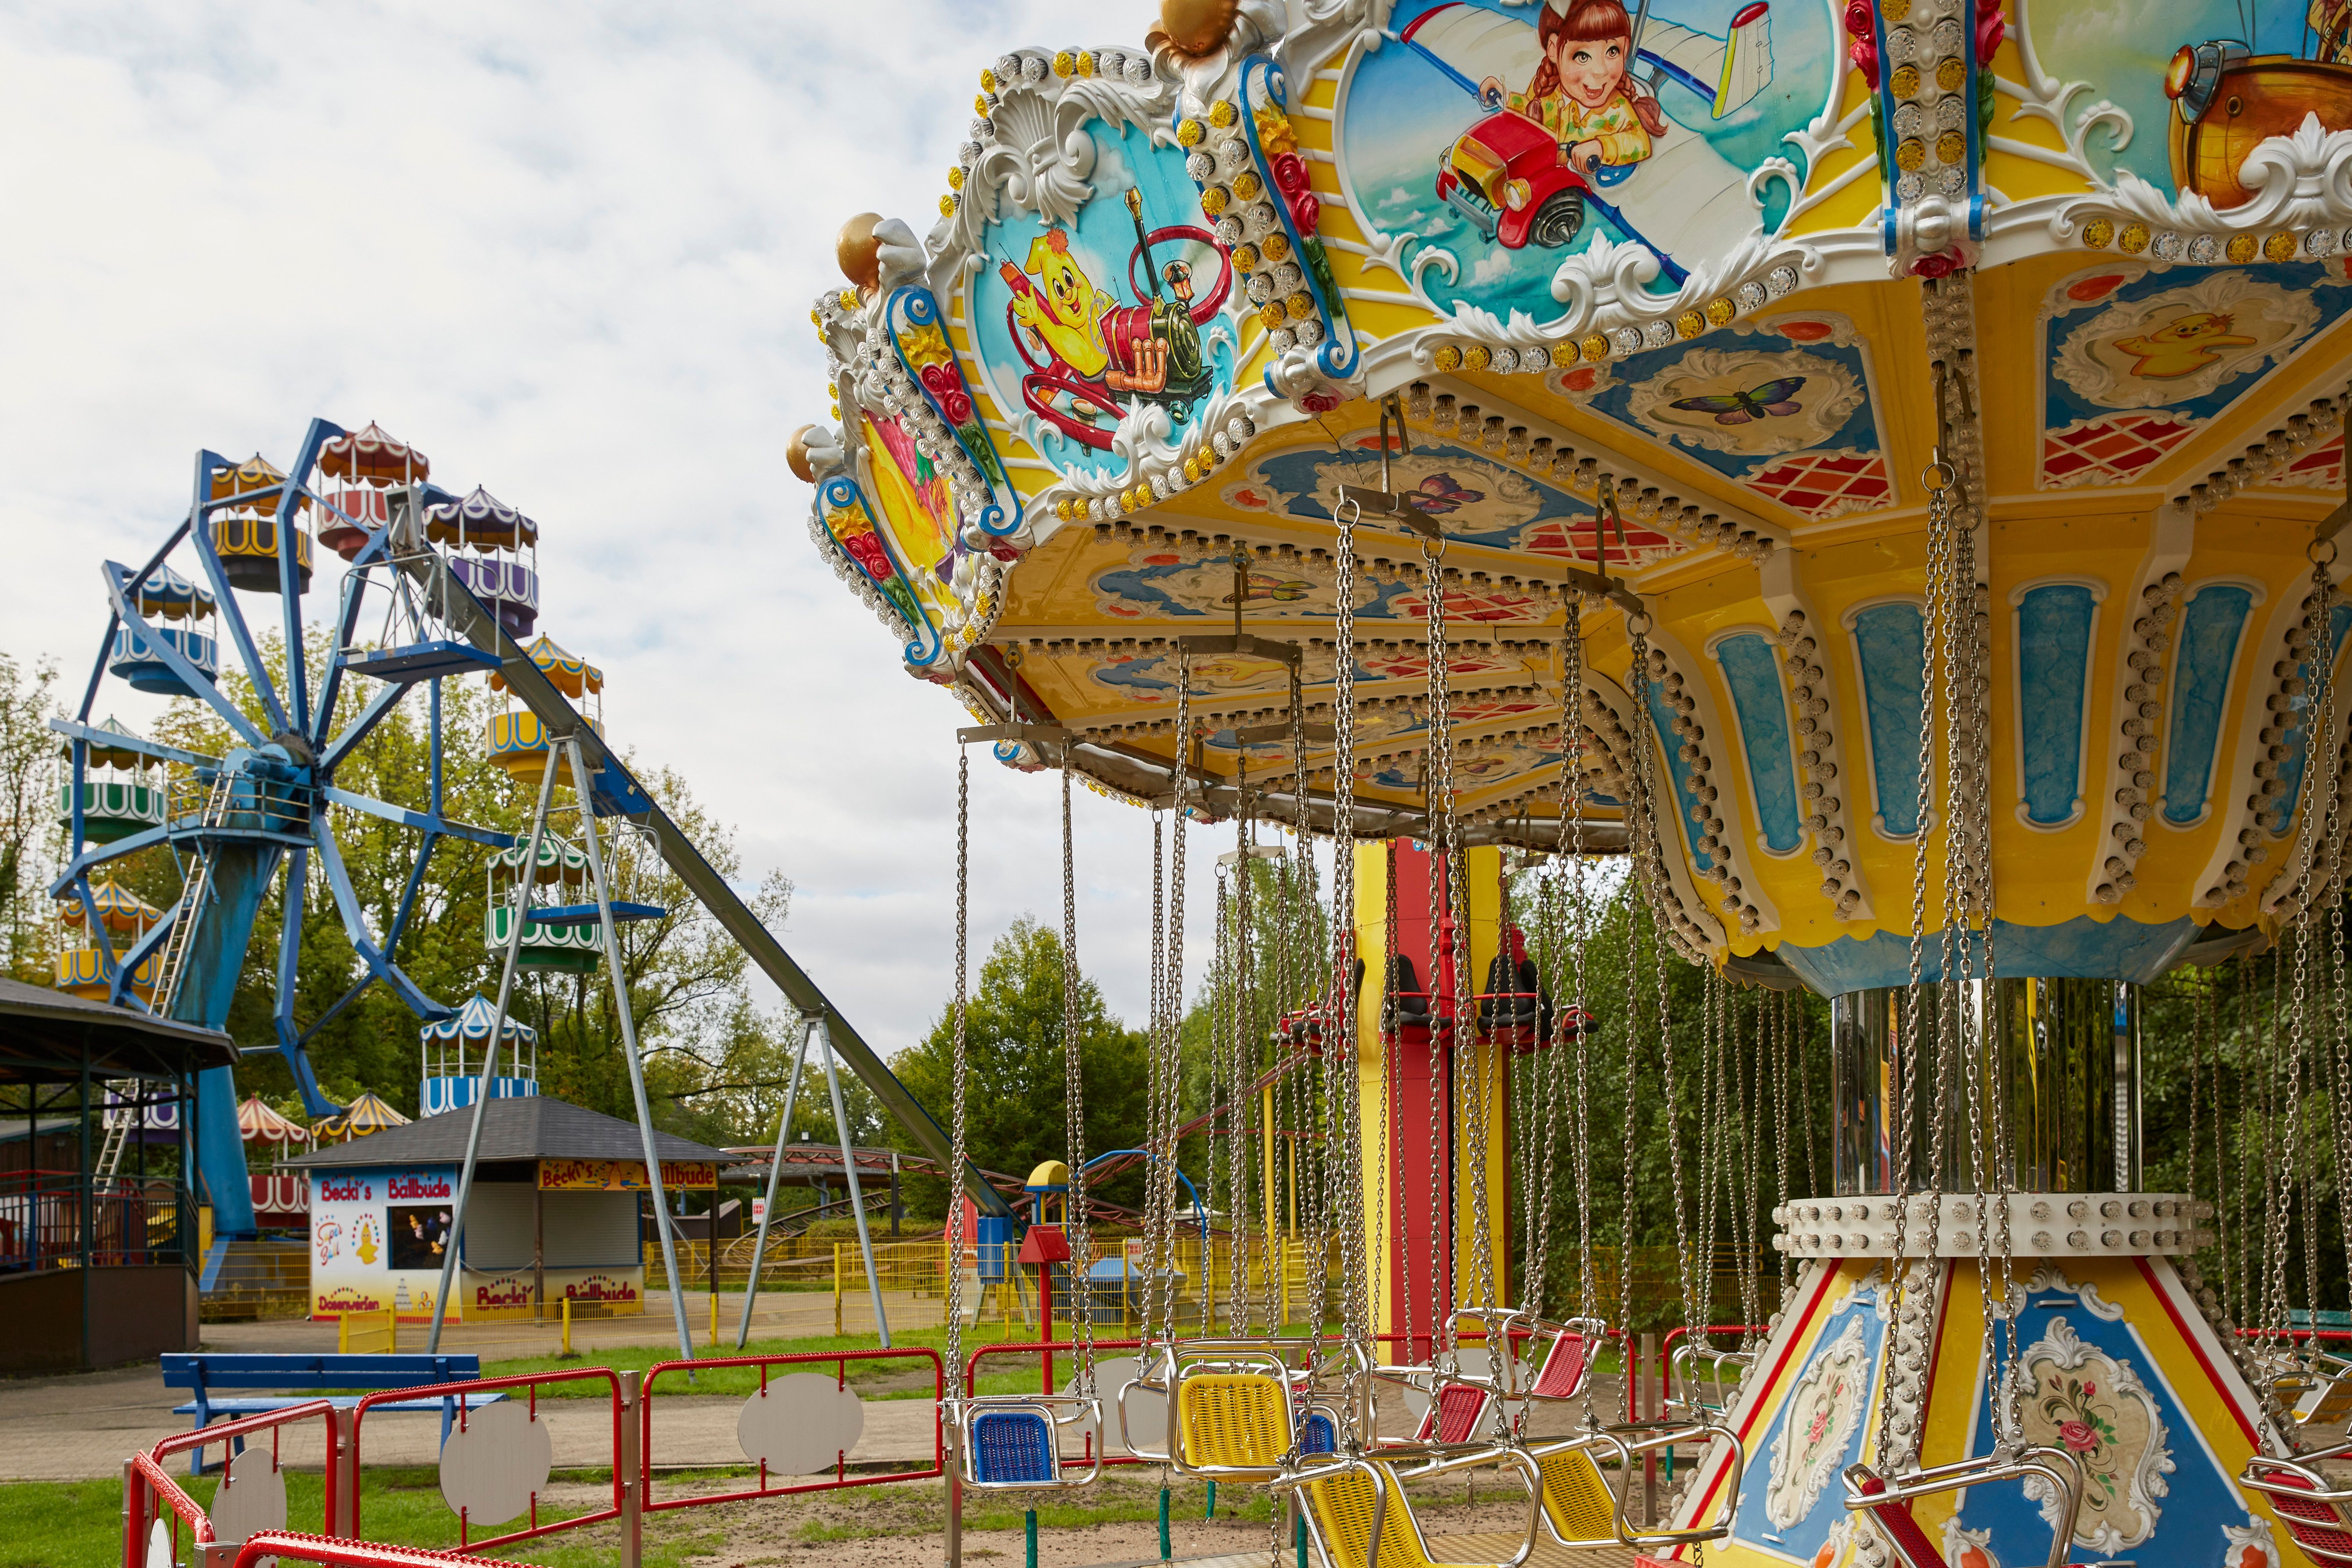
1301;1409;1338;1455
1301;1458;1538;1568
1532;1443;1617;1546
1414;1382;1492;1445
2299;1352;2352;1428
968;1408;1058;1486
2243;1458;2352;1564
1527;1331;1589;1400
1177;1371;1295;1475
1383;956;1432;1036
1847;1472;1946;1568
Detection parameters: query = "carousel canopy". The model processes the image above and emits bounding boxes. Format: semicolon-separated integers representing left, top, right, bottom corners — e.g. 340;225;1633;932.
420;993;537;1046
424;485;537;553
236;1094;312;1146
58;880;162;933
131;566;215;621
320;420;429;487
312;1090;410;1142
793;0;2352;989
489;635;599;700
63;716;152;772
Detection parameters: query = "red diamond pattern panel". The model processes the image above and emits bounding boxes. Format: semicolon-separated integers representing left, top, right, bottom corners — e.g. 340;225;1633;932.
1742;450;1894;520
2040;413;2199;488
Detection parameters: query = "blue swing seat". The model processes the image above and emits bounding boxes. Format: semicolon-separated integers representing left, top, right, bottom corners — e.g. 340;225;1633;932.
971;1408;1059;1485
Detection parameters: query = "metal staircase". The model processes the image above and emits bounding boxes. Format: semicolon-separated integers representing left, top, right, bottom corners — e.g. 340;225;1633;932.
149;772;234;1018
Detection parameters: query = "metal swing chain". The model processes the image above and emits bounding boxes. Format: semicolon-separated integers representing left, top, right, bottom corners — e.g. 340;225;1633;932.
1774;989;1795;1310
1147;812;1171;1352
1629;616;1705;1348
1735;984;1763;1346
1619;887;1644;1376
1061;763;1097;1395
1160;653;1193;1352
1880;438;1956;1470
1561;599;1595;1353
947;746;972;1396
1332;495;1367;1360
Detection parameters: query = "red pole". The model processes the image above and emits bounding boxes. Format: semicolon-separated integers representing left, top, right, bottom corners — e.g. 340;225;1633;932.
1040;1265;1055;1393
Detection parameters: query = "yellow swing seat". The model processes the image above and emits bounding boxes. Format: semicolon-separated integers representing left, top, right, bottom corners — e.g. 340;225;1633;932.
1286;1446;1544;1568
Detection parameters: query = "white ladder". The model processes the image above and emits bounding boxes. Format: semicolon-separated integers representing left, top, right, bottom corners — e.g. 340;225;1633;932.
150;772;235;1018
93;1080;142;1193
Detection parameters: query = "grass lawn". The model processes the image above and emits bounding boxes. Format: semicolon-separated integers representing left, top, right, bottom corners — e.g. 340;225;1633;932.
5;1468;726;1568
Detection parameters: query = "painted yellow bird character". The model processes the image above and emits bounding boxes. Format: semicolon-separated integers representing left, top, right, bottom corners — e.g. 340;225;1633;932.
1002;228;1114;380
2112;310;2259;379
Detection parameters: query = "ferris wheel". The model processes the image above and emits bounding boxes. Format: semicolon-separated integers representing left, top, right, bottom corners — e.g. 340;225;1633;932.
50;419;543;1244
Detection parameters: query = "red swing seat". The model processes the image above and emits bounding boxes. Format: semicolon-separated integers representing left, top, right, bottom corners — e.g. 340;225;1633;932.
1844;1450;2085;1568
2241;1441;2352;1564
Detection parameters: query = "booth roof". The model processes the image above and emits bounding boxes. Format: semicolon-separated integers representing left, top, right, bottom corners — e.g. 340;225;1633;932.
0;976;236;1083
282;1094;728;1171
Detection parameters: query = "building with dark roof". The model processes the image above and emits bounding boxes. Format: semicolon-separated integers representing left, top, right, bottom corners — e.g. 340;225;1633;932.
283;1095;728;1323
0;976;236;1371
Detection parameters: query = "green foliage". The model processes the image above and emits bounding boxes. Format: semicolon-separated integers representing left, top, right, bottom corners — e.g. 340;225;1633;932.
888;916;1150;1216
0;649;61;984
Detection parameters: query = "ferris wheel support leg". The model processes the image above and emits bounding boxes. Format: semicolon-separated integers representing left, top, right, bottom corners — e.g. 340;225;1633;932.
818;1016;892;1347
568;735;700;1371
427;743;559;1353
267;847;333;1122
735;1020;813;1349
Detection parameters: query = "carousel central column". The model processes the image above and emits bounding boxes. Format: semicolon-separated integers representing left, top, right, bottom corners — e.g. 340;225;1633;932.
1352;838;1513;1363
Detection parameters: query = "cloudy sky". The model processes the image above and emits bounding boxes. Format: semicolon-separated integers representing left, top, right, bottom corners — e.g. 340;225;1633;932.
0;3;1276;1069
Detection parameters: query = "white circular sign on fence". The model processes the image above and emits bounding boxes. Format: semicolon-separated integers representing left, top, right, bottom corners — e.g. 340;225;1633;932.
1067;1356;1155;1453
209;1445;288;1548
739;1372;864;1475
145;1518;174;1568
439;1399;554;1526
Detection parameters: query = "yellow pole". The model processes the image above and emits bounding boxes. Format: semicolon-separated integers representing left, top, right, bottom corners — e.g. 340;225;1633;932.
562;1295;572;1356
834;1242;845;1337
387;1306;397;1355
338;1313;349;1355
709;1290;718;1347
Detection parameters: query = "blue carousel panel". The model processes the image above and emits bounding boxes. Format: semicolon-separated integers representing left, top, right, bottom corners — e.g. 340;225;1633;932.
2015;585;2096;827
1952;1270;2270;1564
1712;632;1802;854
1725;1282;1885;1561
1849;603;1926;838
2161;584;2255;827
111;624;219;698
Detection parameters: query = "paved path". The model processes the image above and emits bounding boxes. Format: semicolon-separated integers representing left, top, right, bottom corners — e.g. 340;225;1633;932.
0;1290;951;1483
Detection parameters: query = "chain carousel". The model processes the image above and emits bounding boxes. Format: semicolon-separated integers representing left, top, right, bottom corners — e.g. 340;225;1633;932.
791;0;2352;1563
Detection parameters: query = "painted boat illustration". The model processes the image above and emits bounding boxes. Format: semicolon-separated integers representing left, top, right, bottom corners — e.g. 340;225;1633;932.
2166;28;2352;208
1397;0;1772;281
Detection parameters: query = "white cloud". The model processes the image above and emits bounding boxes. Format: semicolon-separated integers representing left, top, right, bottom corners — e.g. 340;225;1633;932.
1468;246;1520;286
0;2;1247;1092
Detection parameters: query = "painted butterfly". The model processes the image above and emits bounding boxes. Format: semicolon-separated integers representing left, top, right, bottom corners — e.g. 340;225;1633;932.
1413;473;1484;514
1670;376;1807;425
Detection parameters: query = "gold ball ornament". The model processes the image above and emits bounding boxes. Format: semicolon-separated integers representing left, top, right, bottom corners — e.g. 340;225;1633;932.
1150;0;1243;61
786;425;820;485
837;213;886;292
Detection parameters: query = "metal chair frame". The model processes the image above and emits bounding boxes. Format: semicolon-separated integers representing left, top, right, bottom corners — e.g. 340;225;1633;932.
1606;1420;1746;1548
945;1392;1104;1491
1843;1449;2086;1568
1163;1341;1307;1482
1280;1442;1545;1568
1520;1428;1634;1551
2239;1436;2352;1566
1668;1338;1754;1421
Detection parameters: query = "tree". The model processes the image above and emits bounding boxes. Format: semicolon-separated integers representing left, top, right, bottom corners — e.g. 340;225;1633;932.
889;916;1149;1219
0;650;61;983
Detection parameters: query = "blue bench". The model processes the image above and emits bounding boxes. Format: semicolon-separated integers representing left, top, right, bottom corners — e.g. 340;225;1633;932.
159;1353;507;1475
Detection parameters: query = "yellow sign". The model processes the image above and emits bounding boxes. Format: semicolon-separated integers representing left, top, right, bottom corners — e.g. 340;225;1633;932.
538;1158;716;1191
